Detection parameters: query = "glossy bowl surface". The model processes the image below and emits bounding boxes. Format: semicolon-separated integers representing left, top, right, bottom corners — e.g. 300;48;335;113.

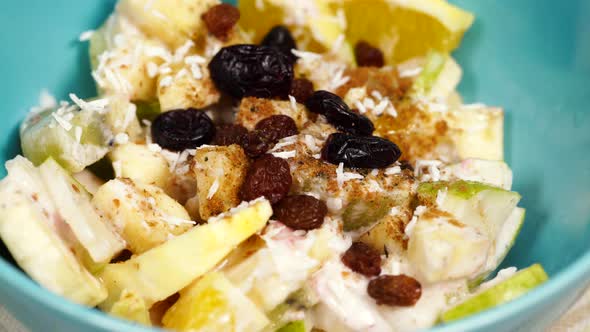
0;1;589;331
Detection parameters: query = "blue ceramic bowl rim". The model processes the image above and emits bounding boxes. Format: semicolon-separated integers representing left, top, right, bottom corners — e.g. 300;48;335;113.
0;245;589;330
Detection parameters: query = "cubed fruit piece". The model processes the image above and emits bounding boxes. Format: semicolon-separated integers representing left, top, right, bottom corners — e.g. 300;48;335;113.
105;95;143;142
0;157;106;306
109;143;171;189
157;62;221;112
162;272;269;332
417;181;521;242
224;220;345;312
445;106;504;161
407;207;491;283
442;159;513;190
473;207;526;285
109;290;151;326
98;198;271;309
192;145;249;220
409;52;461;100
359;206;413;256
90;14;166;100
117;0;218;48
441;264;548;322
92;178;192;254
39;158;125;263
236;97;311;130
20;104;110;173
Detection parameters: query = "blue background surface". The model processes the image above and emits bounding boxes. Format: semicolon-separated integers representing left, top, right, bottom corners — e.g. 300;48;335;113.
0;0;589;331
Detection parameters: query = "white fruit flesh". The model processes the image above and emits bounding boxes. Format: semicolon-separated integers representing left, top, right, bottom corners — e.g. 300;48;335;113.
443;159;513;190
0;157;106;306
92;178;192;254
109;143;171;189
73;169;105;195
116;0;218;48
163;272;269;332
407;208;491;283
40;158;125;263
224;219;348;312
482;207;526;276
99;198;272;309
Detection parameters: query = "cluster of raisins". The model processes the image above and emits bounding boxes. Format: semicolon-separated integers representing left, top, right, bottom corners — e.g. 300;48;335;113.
341;242;422;307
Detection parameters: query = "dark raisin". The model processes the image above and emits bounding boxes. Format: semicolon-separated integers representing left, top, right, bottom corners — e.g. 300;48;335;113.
341;242;382;277
273;195;327;230
255;115;299;145
305;90;374;136
209;44;294;99
261;25;297;64
201;4;240;41
212;124;248;146
355;41;385;68
151;109;215;151
110;249;133;264
289;78;315;103
322;133;401;169
242;131;271;158
240;155;292;204
367;275;422;306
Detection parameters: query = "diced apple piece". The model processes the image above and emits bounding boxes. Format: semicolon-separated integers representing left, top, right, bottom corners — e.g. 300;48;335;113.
236;97;311;130
98;198;271;309
39;158;125;263
409;52;461;100
117;0;219;48
162;272;269;332
92;178;192;254
20;104;111;173
407;208;491;283
109;290;151;326
441;264;548;322
224;219;347;312
359;207;413;256
192;145;249;220
109;143;171;189
0;157;106;306
417;181;521;242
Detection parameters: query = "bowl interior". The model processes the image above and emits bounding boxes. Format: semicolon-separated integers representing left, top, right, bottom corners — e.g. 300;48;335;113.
1;0;590;331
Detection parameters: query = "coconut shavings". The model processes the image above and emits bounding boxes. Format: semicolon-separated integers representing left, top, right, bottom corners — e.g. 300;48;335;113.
78;30;94;42
271;150;297;159
405;205;427;238
52;113;72;131
112;161;122;178
207;179;220;199
336;162;364;189
385;166;401;175
415;159;443;182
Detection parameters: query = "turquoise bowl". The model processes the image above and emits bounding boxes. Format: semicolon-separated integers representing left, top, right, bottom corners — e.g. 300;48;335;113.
1;0;590;331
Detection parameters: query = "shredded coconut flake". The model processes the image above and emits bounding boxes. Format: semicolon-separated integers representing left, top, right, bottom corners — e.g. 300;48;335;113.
148;143;162;153
336;163;364;188
398;67;423;78
78;30;94;42
436;188;448;207
291;49;322;61
160;214;196;226
405;205;427;237
52;113;72;131
207;179;220;199
288;95;298;113
159;75;173;87
114;133;129;145
272;150;297;159
74;126;83;143
354;100;367;114
385;166;401;175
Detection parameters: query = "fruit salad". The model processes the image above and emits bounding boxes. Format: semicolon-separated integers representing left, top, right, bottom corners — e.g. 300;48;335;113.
0;0;549;331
